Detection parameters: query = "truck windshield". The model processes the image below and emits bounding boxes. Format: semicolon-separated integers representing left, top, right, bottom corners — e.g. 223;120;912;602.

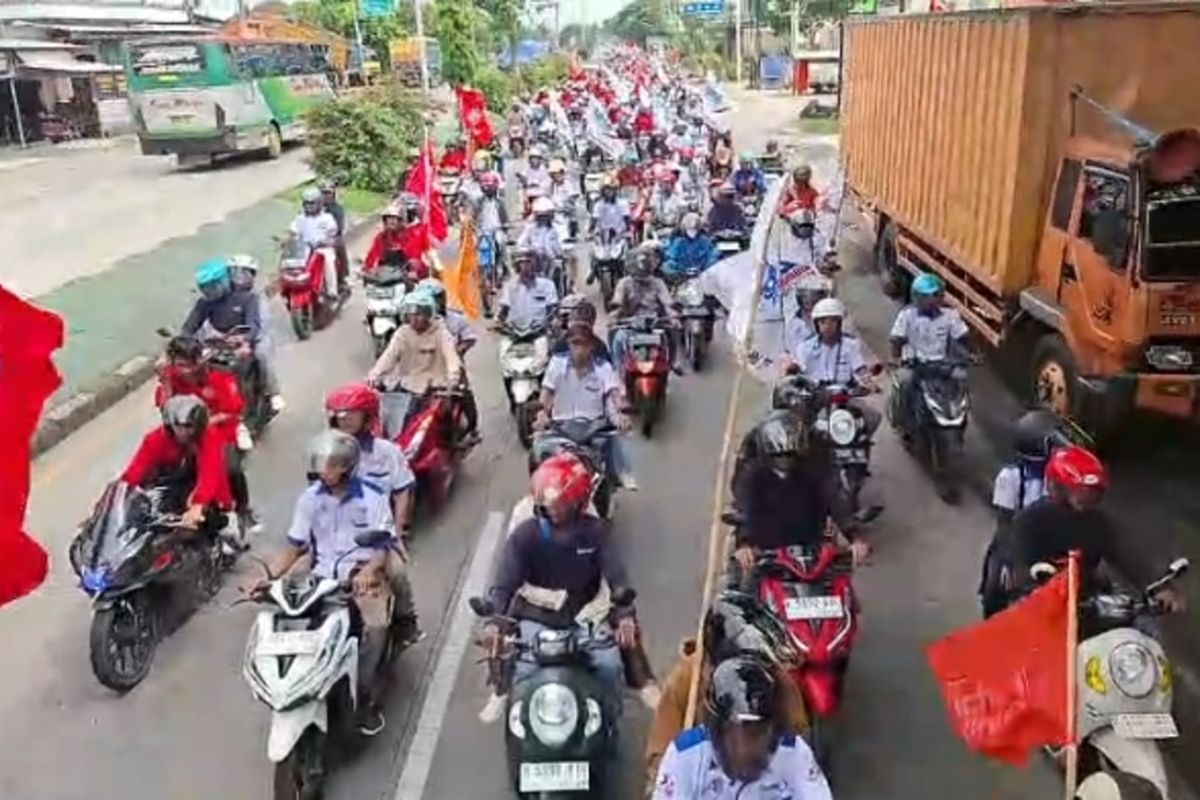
1144;196;1200;280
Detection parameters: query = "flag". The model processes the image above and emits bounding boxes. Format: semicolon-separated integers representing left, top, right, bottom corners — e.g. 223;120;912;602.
405;137;449;245
0;286;63;607
926;566;1074;765
443;224;483;320
455;85;494;150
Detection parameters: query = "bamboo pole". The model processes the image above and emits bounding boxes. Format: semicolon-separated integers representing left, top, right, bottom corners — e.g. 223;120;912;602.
1063;549;1081;800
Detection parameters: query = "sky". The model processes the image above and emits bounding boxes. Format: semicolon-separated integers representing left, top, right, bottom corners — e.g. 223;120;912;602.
556;0;630;28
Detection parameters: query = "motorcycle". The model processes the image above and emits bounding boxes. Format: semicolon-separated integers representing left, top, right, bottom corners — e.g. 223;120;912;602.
69;483;235;692
614;315;671;438
498;321;551;449
668;270;715;372
437;169;463;222
379;386;472;514
277;238;340;340
241;530;400;800
583;172;605;212
363;263;410;358
713;228;749;255
809;368;885;521
204;325;273;437
468;588;636;799
1031;559;1190;800
591;229;627;307
887;359;971;503
531;418;618;519
478;227;508;319
509;125;527;158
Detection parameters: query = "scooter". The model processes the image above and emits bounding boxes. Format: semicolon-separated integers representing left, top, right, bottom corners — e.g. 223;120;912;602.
498;321;551;449
277;238;339;340
530;418;617;519
810;368;885;521
468;588;636;799
241;531;400;800
362;263;411;358
887;359;971;503
591;229;627;307
69;483;235;692
437;169;463;222
613;315;671;438
713;228;750;255
668;270;715;372
379;386;472;514
1026;559;1190;800
583;172;605;213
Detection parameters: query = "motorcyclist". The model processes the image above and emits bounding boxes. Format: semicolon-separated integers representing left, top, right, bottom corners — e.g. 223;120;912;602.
784;270;835;349
547;159;580;238
287;187;340;302
517;196;566;273
732;152;767;201
366;289;464;395
731;411;868;580
419;277;480;444
666;121;692;153
610;249;683;376
481;453;641;699
181;259;263;352
648;166;687;231
521;145;552;198
552;294;612;362
120;395;232;533
439;136;468;172
769;208;829;274
675;145;701;195
617;150;645;190
664;212;717;277
651;655;832;799
706;181;748;236
226;254;284;414
319;179;349;295
790;298;881;434
363;195;429;279
633;101;655;136
497;246;559;331
888;272;971;432
644;590;809;798
760;139;784;173
780;164;819;216
253;430;412;735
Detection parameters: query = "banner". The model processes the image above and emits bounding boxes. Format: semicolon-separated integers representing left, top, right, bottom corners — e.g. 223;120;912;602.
404;137;449;246
444;225;483;320
455;85;494;149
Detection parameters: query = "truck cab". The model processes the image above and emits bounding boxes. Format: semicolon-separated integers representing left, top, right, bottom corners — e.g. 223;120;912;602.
1028;129;1200;431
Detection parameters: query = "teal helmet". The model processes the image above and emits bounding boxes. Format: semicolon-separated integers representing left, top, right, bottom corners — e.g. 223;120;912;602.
416;277;447;310
196;258;231;298
402;289;437;317
622;150;639;166
912;272;944;298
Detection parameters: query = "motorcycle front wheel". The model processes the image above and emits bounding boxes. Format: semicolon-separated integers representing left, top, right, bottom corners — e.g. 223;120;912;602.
515;402;536;450
931;428;965;504
273;728;326;800
598;269;615;306
89;592;158;692
290;306;312;340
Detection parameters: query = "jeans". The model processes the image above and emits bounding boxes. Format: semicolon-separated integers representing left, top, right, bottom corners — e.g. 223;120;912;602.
609;435;634;484
514;619;625;707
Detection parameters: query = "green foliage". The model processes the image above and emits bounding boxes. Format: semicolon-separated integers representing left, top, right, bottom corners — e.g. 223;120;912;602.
605;0;669;44
304;86;426;193
434;0;480;84
292;0;409;59
477;0;523;66
474;64;514;113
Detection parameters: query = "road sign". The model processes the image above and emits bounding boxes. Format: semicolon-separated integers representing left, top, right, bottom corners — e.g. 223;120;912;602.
682;0;724;16
362;0;394;18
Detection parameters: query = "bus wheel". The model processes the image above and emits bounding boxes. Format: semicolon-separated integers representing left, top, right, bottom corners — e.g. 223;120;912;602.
265;125;283;160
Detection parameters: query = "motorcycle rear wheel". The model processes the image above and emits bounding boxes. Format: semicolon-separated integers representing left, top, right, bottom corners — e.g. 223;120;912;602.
516;402;536;450
273;728;326;800
599;269;615;307
89;593;158;692
290;306;312;340
638;393;659;438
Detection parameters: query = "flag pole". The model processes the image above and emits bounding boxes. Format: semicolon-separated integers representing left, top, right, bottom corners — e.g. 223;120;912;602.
1063;549;1081;800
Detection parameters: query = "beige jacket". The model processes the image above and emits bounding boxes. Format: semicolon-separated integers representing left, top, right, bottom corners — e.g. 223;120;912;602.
367;320;462;394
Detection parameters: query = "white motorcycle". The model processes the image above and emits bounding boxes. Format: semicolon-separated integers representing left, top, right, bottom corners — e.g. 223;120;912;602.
241;532;398;800
1031;558;1190;800
498;320;550;449
362;263;409;357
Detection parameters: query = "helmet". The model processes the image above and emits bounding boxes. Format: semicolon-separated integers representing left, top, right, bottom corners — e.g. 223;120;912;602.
703;590;800;667
307;429;360;475
325;382;380;426
531;453;592;517
227;253;259;273
680;211;701;234
810;297;846;322
301;187;322;204
161;395;209;433
532;196;555;216
511;246;537;268
792;164;813;182
787;207;815;227
739;150;756;164
705;655;781;727
381;201;404;220
622;151;639;166
911;273;944;297
195;258;230;289
679;146;695;161
402;289;437;318
549;159;567;175
530;145;547;160
417;277;447;309
166;335;203;363
480;171;502;191
1013;408;1065;461
1045;445;1108;493
753;410;808;458
717;181;736;196
560;293;596;325
317;178;337;193
656;167;676;184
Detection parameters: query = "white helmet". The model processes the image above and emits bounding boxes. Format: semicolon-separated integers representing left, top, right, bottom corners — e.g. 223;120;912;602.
532;196;555;215
810;297;846;321
227;254;259;273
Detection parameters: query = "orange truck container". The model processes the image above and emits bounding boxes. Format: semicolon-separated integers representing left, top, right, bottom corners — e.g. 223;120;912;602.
843;3;1200;433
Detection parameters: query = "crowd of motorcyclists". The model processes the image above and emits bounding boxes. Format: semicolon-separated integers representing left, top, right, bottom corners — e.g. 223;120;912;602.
71;42;1189;800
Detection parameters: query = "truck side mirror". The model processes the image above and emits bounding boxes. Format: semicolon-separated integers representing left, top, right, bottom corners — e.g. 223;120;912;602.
1091;208;1131;270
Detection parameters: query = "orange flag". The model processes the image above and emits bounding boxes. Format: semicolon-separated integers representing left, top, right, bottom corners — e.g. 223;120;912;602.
926;566;1073;765
444;224;483;321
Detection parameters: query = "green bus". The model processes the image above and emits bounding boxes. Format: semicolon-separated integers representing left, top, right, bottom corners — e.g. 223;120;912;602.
125;37;336;164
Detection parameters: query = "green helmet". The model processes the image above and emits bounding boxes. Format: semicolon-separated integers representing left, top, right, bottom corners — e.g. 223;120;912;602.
402;289;437;316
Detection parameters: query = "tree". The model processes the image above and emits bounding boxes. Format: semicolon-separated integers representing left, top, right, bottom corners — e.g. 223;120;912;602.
605;0;669;45
434;0;480;84
292;0;410;59
478;0;524;73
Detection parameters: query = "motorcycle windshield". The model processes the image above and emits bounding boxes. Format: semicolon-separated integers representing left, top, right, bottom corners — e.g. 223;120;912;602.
379;391;414;440
365;264;408;286
279;238;308;262
78;483;159;572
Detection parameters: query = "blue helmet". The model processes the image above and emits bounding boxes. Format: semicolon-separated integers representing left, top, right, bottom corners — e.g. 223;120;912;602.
195;258;231;289
912;272;944;298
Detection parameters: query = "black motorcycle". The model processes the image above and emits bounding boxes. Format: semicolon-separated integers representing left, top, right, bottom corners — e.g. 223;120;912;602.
530;418;617;519
712;227;750;256
205;325;273;436
667;270;715;372
887;359;972;503
469;588;635;799
68;482;234;692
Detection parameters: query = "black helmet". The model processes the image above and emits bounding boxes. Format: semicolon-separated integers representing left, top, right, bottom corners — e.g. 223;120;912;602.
753;410;808;458
166;335;203;363
705;654;782;728
1013;408;1064;460
161;395;209;434
704;590;800;667
770;376;817;418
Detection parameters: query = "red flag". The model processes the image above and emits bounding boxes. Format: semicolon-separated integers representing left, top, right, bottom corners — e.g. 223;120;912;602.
455;86;494;149
0;286;63;607
404;137;449;245
926;567;1073;765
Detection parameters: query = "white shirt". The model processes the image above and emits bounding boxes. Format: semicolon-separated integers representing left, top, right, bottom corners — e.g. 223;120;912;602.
992;464;1046;512
444;309;477;348
500;276;559;329
286;479;396;580
517;223;564;259
542;353;621;421
796;334;867;384
355;437;415;497
523;166;552;194
592;198;630;233
889;305;970;363
290;211;339;249
652;727;832;800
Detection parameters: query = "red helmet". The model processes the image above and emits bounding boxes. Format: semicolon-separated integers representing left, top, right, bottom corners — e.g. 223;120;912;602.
679;146;695;161
656;166;676;184
325;382;380;428
1045;445;1108;492
531;453;592;517
480;171;502;190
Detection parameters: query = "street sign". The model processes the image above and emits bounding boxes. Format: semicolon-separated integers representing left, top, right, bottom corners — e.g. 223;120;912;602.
682;0;724;16
362;0;394;18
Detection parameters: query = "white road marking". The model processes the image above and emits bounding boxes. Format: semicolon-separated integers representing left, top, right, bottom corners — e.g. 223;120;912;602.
392;510;507;800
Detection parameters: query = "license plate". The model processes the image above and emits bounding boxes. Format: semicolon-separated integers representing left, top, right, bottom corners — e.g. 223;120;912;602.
371;317;397;337
834;448;867;461
628;333;662;347
1112;713;1179;740
519;761;590;792
258;630;323;656
784;595;844;621
718;242;740;252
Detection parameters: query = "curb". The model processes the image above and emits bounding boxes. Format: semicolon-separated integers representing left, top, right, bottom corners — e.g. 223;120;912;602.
31;210;381;459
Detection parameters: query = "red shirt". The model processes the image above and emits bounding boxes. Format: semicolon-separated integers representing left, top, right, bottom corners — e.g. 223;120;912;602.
155;369;243;447
439;149;467;172
121;427;233;509
617;166;643;189
633;109;655;135
781;185;819;216
364;228;427;276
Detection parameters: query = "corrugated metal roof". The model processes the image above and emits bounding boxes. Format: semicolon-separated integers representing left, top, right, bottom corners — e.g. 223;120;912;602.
0;3;191;25
0;37;81;50
16;48;121;72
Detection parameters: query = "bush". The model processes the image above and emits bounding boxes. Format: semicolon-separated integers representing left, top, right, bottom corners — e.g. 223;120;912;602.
305;91;425;194
474;64;514;113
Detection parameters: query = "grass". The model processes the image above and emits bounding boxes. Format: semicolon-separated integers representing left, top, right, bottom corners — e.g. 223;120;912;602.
277;183;388;215
797;117;841;136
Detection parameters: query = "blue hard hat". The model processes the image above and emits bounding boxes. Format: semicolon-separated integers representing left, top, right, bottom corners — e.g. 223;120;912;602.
912;272;944;297
196;258;231;288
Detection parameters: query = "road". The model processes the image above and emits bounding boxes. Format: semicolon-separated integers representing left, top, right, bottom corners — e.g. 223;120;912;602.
0;90;1066;800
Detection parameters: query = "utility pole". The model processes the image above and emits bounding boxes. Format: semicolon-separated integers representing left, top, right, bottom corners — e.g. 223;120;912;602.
352;0;366;86
790;0;800;55
734;0;743;84
414;0;430;94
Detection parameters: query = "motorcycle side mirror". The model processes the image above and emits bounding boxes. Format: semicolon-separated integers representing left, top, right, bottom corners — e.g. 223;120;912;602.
869;362;885;376
611;588;637;606
468;596;495;618
1168;557;1190;577
721;509;745;527
155;327;173;338
1029;562;1057;582
354;529;392;549
784;362;801;376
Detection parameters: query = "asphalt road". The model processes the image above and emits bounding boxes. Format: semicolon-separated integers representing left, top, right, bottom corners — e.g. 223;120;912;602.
0;90;1075;800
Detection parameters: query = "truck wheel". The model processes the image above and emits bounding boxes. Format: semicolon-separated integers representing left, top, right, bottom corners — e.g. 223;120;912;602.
875;222;905;298
1031;334;1078;418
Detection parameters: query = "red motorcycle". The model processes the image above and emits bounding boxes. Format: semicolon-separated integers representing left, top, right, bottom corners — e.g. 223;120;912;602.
378;387;472;513
276;239;340;340
614;315;671;437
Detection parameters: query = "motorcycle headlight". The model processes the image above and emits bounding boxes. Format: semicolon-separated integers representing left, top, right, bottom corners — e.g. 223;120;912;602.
508;700;527;739
1110;643;1157;699
827;408;858;446
528;683;579;747
679;280;704;306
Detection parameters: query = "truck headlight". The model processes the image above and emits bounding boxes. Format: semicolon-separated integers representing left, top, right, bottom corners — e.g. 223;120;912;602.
827;408;858;446
529;683;578;746
1110;642;1157;699
1146;345;1194;371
